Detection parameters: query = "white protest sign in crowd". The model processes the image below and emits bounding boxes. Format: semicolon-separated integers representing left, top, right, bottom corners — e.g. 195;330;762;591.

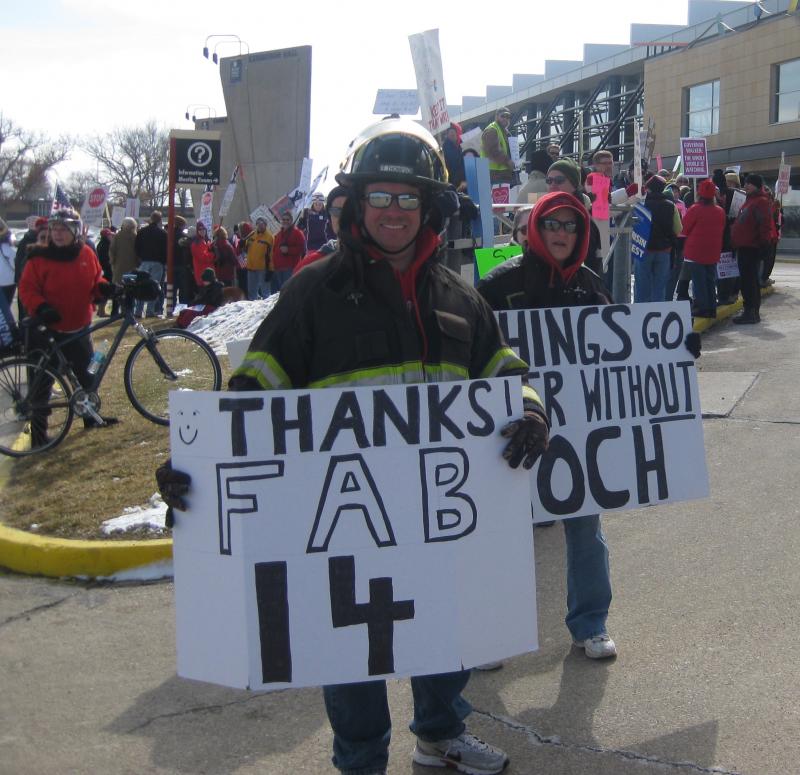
198;190;214;231
497;302;708;522
79;185;109;228
171;378;537;691
679;137;709;178
373;89;420;116
408;29;449;135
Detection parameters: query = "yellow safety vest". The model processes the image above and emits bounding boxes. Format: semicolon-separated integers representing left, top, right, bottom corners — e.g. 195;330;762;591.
480;121;511;171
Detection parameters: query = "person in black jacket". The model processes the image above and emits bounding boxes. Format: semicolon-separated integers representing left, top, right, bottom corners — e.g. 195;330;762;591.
635;175;682;303
158;118;549;775
478;191;617;661
133;210;167;317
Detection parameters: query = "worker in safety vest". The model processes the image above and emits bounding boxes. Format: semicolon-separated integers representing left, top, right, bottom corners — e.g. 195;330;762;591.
480;106;515;185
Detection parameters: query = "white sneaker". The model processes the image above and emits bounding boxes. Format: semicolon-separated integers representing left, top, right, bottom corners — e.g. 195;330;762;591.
573;633;617;659
413;732;509;774
472;661;504;671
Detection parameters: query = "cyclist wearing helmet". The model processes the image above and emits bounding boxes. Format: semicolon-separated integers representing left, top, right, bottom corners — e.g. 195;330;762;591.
19;208;117;436
158;119;549;775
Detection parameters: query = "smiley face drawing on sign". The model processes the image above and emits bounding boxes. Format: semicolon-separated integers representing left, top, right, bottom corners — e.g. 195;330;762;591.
177;409;200;445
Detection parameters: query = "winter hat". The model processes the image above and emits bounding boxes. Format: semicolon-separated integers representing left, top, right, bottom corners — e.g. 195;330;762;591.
646;175;666;194
745;173;764;188
725;172;741;189
698;179;717;199
547;159;581;190
100;228;113;238
201;268;216;282
34;217;49;230
121;217;137;231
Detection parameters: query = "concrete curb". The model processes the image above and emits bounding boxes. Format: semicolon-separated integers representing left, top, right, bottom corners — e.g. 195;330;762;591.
0;285;776;581
0;523;172;579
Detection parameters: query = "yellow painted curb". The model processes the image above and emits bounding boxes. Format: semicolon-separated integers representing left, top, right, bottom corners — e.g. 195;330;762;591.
692;285;774;334
0;523;172;579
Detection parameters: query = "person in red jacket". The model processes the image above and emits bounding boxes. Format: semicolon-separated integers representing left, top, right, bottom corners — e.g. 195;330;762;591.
18;208;117;441
271;212;306;292
730;174;776;324
190;222;215;288
211;226;237;287
680;179;726;319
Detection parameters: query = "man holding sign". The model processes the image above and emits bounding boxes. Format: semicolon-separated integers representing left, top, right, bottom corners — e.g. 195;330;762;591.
158;118;548;775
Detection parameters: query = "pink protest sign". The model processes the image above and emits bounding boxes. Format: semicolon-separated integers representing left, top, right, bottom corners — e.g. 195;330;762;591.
587;173;610;219
491;184;510;205
679;138;709;178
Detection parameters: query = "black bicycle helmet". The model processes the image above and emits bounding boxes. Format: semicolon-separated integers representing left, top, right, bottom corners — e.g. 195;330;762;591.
336;118;449;191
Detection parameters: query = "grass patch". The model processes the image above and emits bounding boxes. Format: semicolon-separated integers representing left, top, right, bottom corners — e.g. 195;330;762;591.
1;319;230;540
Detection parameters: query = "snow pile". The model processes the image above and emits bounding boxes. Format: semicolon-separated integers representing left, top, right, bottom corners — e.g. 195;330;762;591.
101;493;168;535
187;296;279;355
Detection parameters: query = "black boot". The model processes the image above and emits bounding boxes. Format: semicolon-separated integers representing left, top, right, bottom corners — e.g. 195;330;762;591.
733;309;759;325
83;416;119;429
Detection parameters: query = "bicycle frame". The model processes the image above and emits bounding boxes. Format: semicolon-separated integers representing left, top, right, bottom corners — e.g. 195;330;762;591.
25;296;156;395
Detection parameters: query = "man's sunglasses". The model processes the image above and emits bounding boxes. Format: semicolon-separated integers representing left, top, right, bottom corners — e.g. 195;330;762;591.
545;176;567;186
363;191;422;211
540;218;578;233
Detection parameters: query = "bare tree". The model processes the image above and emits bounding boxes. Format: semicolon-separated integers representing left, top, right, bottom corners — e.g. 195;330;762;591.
63;170;104;208
0;115;72;202
82;121;169;206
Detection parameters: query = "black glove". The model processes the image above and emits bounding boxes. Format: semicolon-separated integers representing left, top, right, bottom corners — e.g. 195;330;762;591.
36;303;61;326
685;332;701;359
97;281;116;299
156;458;191;528
501;411;550;470
457;193;479;221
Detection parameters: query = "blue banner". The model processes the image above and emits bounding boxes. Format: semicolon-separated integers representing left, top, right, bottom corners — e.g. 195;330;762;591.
630;203;652;262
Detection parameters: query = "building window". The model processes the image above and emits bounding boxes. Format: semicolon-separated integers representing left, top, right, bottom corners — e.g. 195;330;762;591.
684;80;720;137
774;58;800;124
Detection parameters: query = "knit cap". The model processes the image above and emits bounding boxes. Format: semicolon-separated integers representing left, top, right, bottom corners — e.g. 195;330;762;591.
547;159;581;190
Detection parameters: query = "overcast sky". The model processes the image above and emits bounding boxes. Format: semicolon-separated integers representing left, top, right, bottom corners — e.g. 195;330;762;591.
3;0;697;192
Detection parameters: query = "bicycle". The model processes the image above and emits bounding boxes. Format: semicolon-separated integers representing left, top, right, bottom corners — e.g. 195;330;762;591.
0;272;223;457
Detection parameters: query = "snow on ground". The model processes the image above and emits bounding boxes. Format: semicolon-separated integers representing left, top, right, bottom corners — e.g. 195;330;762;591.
101;493;168;535
96;295;282;580
187;295;279;356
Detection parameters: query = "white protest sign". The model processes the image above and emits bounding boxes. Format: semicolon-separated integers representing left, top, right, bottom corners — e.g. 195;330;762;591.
776;163;791;196
111;206;125;229
250;205;281;235
226;337;251;370
728;189;746;219
679;137;709;178
373;89;420;116
408;29;449;136
170;378;537;690
80;186;109;228
198;190;214;231
460;127;482;156
497;302;708;522
124;197;140;220
271;158;314;222
716;251;739;279
508;136;521;168
302;166;329;210
218;167;240;219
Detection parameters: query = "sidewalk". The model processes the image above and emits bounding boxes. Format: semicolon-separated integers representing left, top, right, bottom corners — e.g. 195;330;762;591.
1;268;799;774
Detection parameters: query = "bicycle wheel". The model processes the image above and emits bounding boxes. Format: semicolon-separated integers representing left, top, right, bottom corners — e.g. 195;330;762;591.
0;357;74;456
124;329;222;426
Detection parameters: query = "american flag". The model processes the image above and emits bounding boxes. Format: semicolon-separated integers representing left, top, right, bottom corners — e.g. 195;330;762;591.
51;182;71;213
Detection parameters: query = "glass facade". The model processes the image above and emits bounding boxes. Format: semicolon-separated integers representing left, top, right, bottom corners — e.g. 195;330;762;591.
685;80;720;137
774;59;800;124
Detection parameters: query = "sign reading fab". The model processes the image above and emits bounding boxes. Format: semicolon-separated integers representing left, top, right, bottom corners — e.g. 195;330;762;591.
498;302;708;522
170;378;536;691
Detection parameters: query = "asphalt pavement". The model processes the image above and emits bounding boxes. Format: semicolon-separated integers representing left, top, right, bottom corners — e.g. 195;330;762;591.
2;264;800;775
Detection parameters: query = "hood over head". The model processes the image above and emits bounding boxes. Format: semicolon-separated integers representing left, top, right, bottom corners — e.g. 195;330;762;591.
526;191;590;286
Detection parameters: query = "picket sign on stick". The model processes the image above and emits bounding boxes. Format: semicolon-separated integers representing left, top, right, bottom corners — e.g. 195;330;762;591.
496;301;709;522
171;377;537;691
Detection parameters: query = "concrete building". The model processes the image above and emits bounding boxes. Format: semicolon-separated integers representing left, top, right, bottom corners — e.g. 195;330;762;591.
451;0;799;246
192;46;312;229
